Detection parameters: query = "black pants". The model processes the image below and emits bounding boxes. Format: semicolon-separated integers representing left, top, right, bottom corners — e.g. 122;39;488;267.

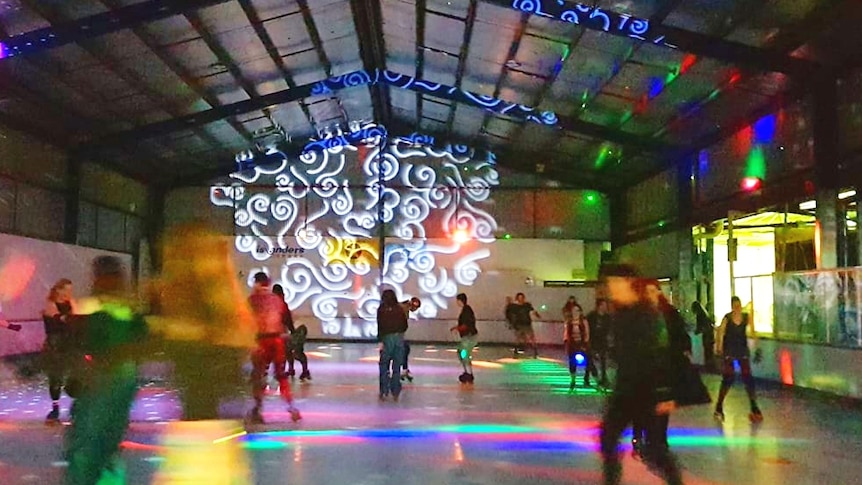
600;393;682;485
594;347;609;383
702;339;715;369
402;342;411;371
288;343;308;374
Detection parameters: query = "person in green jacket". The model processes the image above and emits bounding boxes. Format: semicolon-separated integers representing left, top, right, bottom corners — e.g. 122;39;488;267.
64;256;148;485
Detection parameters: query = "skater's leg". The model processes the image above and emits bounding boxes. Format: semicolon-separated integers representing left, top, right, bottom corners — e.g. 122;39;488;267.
739;358;760;413
296;346;308;374
379;338;394;397
402;342;411;371
250;345;270;411
272;338;293;404
600;395;632;485
390;336;405;398
715;358;735;412
458;336;476;376
65;368;137;485
642;413;683;485
285;337;295;375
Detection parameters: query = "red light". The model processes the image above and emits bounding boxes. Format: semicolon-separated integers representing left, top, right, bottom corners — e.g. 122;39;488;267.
680;54;697;74
741;177;761;191
728;71;742;86
452;229;470;243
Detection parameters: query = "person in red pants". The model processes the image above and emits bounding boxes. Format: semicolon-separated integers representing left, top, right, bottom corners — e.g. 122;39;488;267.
247;272;300;424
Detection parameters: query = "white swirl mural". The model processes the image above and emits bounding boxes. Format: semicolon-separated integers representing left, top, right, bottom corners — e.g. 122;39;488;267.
210;129;499;338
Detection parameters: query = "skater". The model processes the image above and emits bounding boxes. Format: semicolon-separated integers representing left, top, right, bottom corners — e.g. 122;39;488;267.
713;296;763;422
247;272;301;424
400;297;421;382
511;293;540;358
273;284;310;381
564;302;595;390
691;301;717;371
587;298;612;386
64;257;149;485
147;222;256;484
598;264;684;485
632;282;693;460
291;324;311;382
377;289;408;401
450;293;477;384
41;278;81;424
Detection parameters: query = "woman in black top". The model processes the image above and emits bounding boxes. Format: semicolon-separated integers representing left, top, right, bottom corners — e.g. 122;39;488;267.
714;296;762;422
377;289;408;401
42;278;79;424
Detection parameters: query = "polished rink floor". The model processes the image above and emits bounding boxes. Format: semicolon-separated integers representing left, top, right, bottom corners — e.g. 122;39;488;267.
0;343;859;484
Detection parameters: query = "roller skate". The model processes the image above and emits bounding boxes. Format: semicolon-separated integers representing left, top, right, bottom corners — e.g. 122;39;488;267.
45;407;60;425
299;370;312;382
713;406;725;422
749;405;763;423
379;392;388;402
392;392;400;402
245;407;265;426
631;438;643;459
287;368;296;378
568;377;576;393
401;369;413;382
288;405;302;422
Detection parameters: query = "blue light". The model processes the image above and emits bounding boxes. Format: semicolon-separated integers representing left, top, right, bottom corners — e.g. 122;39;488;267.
648;77;663;99
574;352;586;366
698;150;709;174
753;114;777;144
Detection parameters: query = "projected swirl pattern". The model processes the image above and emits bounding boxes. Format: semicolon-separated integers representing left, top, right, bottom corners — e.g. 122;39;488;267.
210;134;499;338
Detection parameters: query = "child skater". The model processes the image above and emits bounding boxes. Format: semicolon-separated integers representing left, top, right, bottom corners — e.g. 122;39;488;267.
564;302;595;391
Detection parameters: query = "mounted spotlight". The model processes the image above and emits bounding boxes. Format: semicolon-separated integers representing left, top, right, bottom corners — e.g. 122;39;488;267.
252;123;288;153
741;176;762;192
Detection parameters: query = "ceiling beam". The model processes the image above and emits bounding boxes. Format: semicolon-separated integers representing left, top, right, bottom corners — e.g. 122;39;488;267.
236;0;316;131
444;0;478;134
0;0;231;61
477;12;529;138
480;0;821;77
415;0;426;130
169;122;607;189
97;0;253;143
82;68;676;156
349;0;390;125
22;0;226;159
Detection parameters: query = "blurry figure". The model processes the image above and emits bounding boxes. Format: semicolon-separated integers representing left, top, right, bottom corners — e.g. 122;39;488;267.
148;222;256;485
564;302;595;390
631;282;692;460
691;301;716;371
377;289;407;401
400;296;421;382
587;299;612;386
714;296;762;422
450;293;477;384
64;256;148;485
247;272;301;424
41;279;81;424
510;293;540;358
504;296;516;331
598;264;684;485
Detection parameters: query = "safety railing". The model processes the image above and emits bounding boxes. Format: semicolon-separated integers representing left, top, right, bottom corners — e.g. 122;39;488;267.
772;268;862;348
